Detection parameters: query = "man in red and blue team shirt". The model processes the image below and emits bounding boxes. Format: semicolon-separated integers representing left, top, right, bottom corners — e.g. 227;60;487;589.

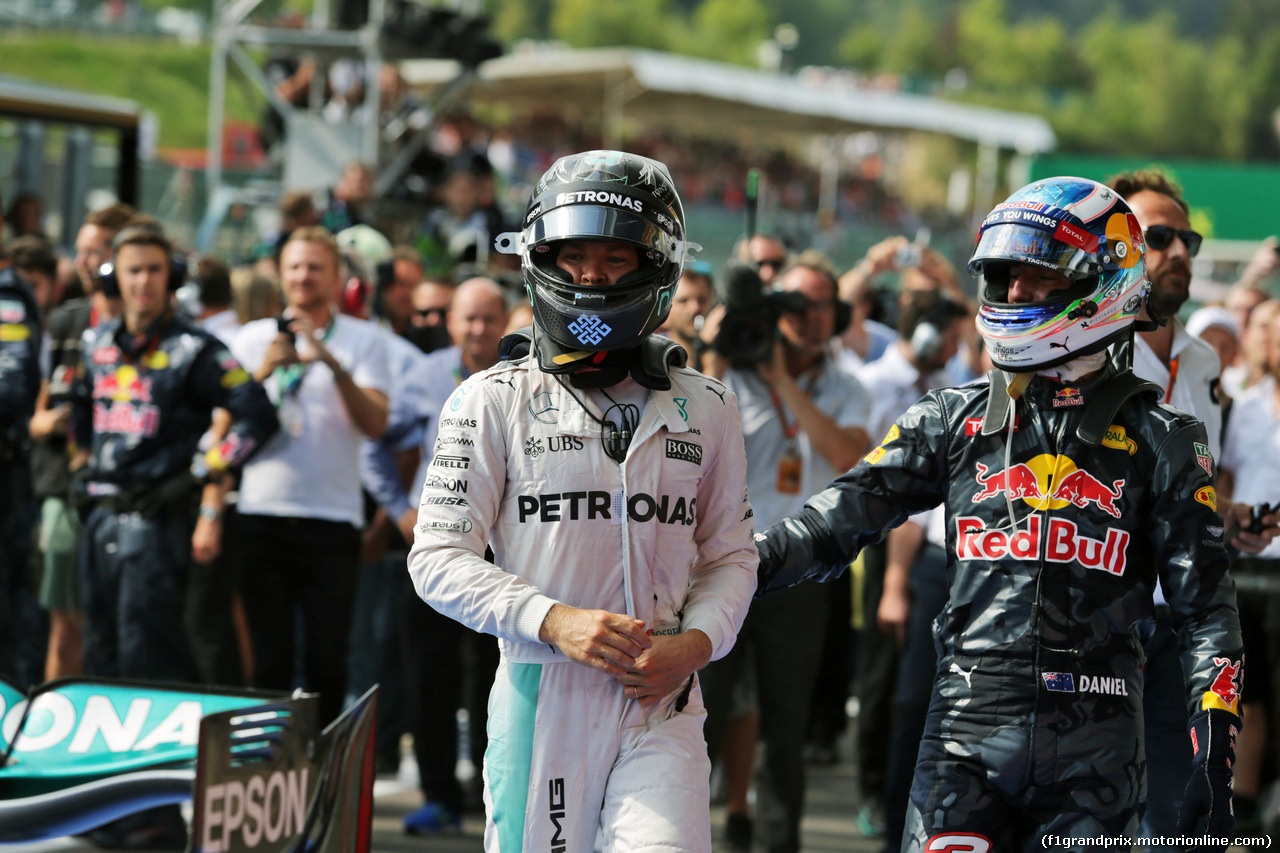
71;225;277;682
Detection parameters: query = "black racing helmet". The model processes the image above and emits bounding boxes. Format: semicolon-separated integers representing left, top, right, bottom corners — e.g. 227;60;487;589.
495;150;698;354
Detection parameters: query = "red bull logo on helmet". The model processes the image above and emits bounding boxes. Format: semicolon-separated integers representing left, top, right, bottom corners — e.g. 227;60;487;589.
972;454;1125;518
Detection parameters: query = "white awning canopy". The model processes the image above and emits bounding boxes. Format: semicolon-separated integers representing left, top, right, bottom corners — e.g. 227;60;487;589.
401;47;1056;154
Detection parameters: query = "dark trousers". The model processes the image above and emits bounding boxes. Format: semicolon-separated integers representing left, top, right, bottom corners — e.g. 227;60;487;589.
238;513;360;726
400;580;498;812
809;571;853;747
882;543;949;852
0;463;43;688
347;550;411;761
855;542;897;800
700;580;830;853
79;503;195;681
185;503;245;686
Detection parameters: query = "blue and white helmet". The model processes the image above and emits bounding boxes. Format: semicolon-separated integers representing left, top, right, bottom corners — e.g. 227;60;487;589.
497;150;698;354
969;177;1149;371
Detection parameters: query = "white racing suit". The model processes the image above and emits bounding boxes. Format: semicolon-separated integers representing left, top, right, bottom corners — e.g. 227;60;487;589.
407;356;757;853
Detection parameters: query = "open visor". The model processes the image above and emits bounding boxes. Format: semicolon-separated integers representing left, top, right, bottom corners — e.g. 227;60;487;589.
969;222;1099;281
526;205;679;263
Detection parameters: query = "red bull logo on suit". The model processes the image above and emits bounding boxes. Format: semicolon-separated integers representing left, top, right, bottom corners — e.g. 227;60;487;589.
972;454;1124;518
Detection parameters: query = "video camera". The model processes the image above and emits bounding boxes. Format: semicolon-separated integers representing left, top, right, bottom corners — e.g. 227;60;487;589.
710;263;809;368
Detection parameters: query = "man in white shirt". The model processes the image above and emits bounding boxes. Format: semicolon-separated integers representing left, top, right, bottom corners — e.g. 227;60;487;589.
232;225;390;725
1108;168;1274;840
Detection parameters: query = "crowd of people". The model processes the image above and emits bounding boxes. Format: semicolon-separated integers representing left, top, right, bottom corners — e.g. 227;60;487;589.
0;148;1279;853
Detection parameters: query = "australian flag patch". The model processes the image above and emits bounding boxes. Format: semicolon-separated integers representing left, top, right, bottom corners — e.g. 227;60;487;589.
1042;672;1076;692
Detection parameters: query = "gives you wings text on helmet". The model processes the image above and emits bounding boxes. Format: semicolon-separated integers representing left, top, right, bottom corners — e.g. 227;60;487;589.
969;177;1150;372
494;150;700;363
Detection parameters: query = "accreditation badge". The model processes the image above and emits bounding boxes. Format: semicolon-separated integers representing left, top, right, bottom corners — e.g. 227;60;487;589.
776;447;802;494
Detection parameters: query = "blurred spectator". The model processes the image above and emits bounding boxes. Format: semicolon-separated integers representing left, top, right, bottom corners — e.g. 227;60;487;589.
364;276;507;833
231;266;283;325
345;273;438;775
836;261;898;372
1217;305;1280;832
375;245;424;336
1241;300;1279;392
1226;281;1271;344
70;224;277;682
322;162;379;236
860;291;970;442
231;226;390;725
735;233;790;287
1224;290;1278;398
504;296;532;336
659;263;713;365
10;235;59;323
0;220;43;689
417;158;505;274
178;257;239;347
324;59;369;125
56;256;80;304
29;203;133;682
65;225;279;850
852;288;968;837
259;55;316;155
412;277;454;327
1186;306;1242;381
1236;236;1280;291
256;190;322;277
702;254;869;853
6;192;45;241
1109;168;1239;841
401;275;455;353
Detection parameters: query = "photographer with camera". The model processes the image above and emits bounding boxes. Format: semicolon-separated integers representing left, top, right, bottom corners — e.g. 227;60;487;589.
837;234;979;381
701;252;869;853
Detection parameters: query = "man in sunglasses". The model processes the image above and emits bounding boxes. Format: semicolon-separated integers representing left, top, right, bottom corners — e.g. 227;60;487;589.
1108;171;1217;453
737;233;790;287
1107;169;1272;844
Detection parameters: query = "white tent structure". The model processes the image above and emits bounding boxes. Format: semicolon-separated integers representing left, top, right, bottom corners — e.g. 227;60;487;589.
403;47;1054;152
400;47;1056;217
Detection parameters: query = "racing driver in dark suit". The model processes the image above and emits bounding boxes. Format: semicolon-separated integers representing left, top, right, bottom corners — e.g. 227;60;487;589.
754;178;1243;851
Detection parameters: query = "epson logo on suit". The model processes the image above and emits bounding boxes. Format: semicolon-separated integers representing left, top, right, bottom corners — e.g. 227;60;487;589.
665;438;702;465
425;475;468;493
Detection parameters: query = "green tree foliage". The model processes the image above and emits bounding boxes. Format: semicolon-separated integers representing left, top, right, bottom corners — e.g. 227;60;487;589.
676;0;772;66
490;0;551;44
880;7;950;78
549;0;676;51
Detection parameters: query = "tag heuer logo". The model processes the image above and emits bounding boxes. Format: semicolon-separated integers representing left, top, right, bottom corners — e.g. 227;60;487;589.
666;438;702;465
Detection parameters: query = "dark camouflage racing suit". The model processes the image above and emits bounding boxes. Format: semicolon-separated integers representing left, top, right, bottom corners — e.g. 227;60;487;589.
755;366;1243;850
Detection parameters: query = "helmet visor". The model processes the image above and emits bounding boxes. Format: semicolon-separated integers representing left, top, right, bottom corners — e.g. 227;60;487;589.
528;205;677;263
970;223;1098;281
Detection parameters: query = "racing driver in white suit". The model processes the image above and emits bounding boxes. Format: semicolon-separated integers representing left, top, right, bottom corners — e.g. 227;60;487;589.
407;150;757;853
